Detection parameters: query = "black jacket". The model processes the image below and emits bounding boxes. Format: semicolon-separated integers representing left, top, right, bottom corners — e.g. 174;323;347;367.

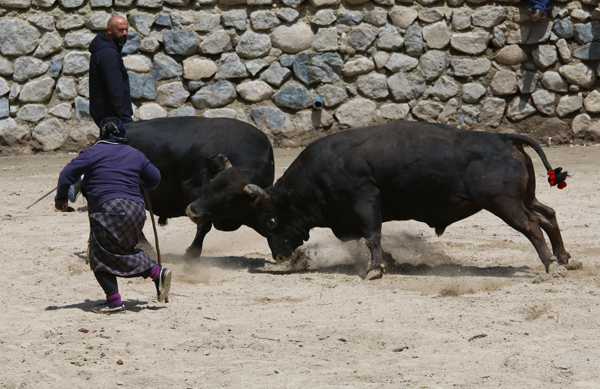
89;33;133;127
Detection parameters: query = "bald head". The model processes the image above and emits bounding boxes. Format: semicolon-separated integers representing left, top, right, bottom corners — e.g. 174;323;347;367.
107;15;129;46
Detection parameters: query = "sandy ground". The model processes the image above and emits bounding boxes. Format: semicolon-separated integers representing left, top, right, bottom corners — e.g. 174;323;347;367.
1;144;600;388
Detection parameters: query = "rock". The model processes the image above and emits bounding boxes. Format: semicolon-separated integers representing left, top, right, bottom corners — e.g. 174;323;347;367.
489;70;518;95
122;31;141;54
140;36;160;53
343;57;374;77
260;62;292;87
78;78;89;98
251;11;280;30
0;19;41;56
273;84;312;110
32;0;56;6
49;103;72;120
556;93;583;117
412;100;445;122
250;106;291;131
138;103;167;120
452;9;472;31
199;31;232;55
8;83;19;102
19;77;55;103
553;18;574;39
56;77;78;100
155;13;172;28
34;32;62;58
349;26;379;52
236;31;272;59
426;76;460;101
373;51;390;69
532;89;556;116
404;25;424;56
152;54;182;80
572;113;591;135
222;10;248;31
168;106;196;117
422;21;451;49
85;11;112;31
364;10;388;27
64;30;95;49
162;30;198;56
376;103;410;121
526;21;553;44
236;80;273;102
385;53;419;72
17;104;46;123
419;50;446;81
313;27;339;52
129;72;156;99
506;97;536;121
0;118;29;145
389;7;418;29
277;8;300;23
293;52;343;85
68;120;98;144
387;72;426;101
293;110;334;132
32;118;66;151
63;51;91;75
478;97;506;127
193;13;220;32
457;105;480;128
541;71;569;92
49;57;62;78
28;15;55;31
451;31;491;55
129;14;155;36
357;72;389;99
56;15;85;30
335;98;376;128
584;90;600;113
214;53;249;80
74;96;91;121
377;27;404;51
462;83;486;103
187;81;204;92
559;63;596;89
203;108;239;120
573;22;598;44
338;13;364;26
183;57;217;80
494;45;528;65
0;99;9;118
136;0;163;7
191;80;237;109
418;9;444;24
0;78;8;97
532;45;557;68
312;9;336;26
156;82;189;107
317;84;347;107
556;39;572;63
245;59;269;76
573;42;600;60
308;0;340;6
123;55;153;73
13;57;50;83
471;6;506;28
515;69;538;94
271;23;314;54
0;56;13;76
492;26;505;47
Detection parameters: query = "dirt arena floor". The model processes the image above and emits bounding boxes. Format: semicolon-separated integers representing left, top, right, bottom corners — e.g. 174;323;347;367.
1;144;600;388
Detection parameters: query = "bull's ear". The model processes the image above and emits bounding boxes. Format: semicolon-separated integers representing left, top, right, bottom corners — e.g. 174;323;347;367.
277;190;295;207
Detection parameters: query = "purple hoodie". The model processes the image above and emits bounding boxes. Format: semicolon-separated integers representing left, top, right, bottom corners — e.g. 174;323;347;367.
55;142;161;212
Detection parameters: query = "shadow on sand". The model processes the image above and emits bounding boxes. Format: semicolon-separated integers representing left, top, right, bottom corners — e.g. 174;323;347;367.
45;299;168;313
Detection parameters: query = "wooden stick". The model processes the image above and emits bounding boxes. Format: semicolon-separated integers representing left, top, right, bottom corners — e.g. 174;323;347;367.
26;186;57;209
142;187;168;303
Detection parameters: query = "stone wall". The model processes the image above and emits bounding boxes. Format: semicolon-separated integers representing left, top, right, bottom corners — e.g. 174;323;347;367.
1;0;600;154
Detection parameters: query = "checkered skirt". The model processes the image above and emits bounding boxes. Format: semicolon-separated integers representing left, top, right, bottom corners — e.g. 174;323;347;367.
88;198;157;276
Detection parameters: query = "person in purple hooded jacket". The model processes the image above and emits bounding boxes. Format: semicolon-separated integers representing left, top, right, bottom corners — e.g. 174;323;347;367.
89;15;133;128
55;118;171;314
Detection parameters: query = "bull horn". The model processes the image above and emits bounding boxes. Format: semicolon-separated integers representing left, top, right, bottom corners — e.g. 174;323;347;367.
218;154;233;170
244;184;267;198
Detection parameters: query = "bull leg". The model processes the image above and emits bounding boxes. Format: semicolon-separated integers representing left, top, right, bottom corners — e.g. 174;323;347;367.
184;220;213;260
353;194;385;280
365;233;385;280
529;198;571;265
488;199;555;272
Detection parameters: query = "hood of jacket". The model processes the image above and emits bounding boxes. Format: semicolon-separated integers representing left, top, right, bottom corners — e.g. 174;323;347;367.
89;33;123;55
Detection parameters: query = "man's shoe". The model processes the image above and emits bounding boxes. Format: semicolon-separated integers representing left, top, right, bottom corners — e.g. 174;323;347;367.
531;9;547;21
68;175;84;203
92;302;126;314
154;268;172;302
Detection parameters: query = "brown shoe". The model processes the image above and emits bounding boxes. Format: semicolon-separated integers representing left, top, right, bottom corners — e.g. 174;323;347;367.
531;9;547;21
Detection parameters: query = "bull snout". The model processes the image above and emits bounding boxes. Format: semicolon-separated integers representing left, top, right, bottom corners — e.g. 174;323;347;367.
275;254;293;263
186;204;203;224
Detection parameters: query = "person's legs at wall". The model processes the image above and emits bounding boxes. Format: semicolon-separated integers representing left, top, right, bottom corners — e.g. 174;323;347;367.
93;271;125;313
529;0;551;21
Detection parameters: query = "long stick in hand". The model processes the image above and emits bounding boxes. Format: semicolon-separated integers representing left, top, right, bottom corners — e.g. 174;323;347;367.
26;186;57;209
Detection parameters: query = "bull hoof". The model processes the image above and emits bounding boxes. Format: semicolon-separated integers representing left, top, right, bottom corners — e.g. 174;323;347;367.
547;260;568;278
563;260;582;271
365;265;385;281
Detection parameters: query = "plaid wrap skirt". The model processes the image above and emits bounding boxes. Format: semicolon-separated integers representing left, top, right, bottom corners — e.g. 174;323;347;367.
88;197;157;276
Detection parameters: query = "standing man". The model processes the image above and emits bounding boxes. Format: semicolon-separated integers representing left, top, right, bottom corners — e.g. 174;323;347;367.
55;117;171;314
89;15;133;128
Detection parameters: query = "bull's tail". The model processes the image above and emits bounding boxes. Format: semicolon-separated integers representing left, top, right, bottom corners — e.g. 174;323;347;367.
505;134;568;190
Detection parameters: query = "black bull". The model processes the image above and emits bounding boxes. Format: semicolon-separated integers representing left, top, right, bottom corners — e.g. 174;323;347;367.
242;121;571;280
125;116;274;257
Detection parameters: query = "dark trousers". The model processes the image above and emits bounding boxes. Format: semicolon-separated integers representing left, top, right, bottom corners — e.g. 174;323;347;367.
94;269;152;296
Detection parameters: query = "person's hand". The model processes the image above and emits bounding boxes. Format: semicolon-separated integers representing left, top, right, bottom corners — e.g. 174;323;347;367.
55;201;68;212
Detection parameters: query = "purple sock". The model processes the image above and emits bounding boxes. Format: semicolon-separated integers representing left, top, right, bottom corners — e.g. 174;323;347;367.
107;292;121;307
150;265;161;280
